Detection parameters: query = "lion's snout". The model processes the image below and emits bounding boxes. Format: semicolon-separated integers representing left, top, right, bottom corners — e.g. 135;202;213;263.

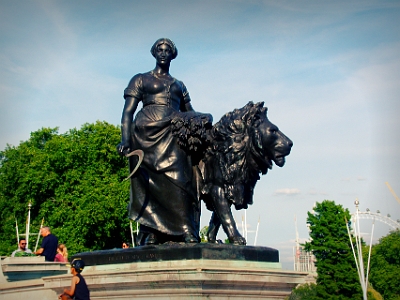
273;133;292;167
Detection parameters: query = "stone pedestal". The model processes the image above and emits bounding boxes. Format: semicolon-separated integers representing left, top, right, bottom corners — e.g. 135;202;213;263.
1;256;69;282
0;244;308;299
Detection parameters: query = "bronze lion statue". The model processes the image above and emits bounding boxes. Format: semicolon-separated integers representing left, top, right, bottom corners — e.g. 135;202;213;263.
198;101;293;245
130;101;292;245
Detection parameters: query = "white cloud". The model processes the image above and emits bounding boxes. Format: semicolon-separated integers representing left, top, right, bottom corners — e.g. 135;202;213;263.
307;189;328;196
274;188;301;196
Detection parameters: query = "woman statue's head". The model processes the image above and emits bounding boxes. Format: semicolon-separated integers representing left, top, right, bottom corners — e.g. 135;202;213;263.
151;38;178;60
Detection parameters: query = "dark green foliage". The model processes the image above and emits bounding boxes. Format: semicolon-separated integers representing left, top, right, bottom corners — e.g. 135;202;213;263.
0;122;133;257
304;200;362;299
369;229;400;299
13;251;35;257
286;283;317;300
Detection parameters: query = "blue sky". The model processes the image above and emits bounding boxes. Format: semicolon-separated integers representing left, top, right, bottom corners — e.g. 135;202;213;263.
1;0;399;269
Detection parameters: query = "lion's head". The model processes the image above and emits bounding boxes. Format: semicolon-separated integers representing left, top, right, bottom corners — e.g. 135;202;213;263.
205;101;293;208
250;103;293;172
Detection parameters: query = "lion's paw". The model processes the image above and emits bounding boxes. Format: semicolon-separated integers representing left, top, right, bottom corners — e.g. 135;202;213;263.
230;236;247;246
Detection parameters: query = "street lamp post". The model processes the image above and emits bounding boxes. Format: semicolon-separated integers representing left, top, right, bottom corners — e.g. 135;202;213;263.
26;201;32;249
345;199;374;300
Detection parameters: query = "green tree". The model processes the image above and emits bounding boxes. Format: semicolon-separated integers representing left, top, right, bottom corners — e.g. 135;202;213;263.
366;286;384;300
368;229;400;299
304;200;362;299
200;226;209;242
0;121;132;256
286;283;317;300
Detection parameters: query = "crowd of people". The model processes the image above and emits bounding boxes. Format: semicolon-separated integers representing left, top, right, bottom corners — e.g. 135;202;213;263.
9;226;141;299
11;226;90;299
11;227;69;262
12;227;133;260
8;226;140;299
10;230;133;299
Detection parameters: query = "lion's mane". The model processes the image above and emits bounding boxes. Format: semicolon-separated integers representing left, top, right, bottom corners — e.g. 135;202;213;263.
171;111;213;165
205;101;271;209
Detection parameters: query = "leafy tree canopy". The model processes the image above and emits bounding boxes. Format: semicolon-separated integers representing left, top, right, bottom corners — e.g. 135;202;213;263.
304;200;362;299
286;283;317;300
0;121;132;257
369;229;400;299
200;226;208;243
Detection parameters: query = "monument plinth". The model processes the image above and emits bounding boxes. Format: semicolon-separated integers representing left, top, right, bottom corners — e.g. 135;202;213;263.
60;244;304;299
71;243;279;265
0;243;307;299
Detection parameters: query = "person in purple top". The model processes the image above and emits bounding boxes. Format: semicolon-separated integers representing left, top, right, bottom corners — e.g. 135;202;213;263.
35;226;58;261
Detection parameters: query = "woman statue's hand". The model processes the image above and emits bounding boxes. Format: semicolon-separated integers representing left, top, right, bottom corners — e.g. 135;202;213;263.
117;141;131;156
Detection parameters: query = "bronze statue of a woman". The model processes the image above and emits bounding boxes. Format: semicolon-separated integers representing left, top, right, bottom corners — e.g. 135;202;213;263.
117;38;207;245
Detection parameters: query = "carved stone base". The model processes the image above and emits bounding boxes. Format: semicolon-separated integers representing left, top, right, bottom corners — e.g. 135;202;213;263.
0;245;308;299
72;243;280;265
1;256;69;282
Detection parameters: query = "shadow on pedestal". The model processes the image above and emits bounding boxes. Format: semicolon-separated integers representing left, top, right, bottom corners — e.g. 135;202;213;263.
72;243;279;266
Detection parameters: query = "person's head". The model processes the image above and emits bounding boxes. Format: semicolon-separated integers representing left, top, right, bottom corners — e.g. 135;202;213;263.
122;242;130;249
40;226;51;237
18;239;27;250
57;244;68;257
71;259;85;274
151;38;178;62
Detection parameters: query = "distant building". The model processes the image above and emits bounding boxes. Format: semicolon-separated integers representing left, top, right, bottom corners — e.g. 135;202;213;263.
294;246;316;274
